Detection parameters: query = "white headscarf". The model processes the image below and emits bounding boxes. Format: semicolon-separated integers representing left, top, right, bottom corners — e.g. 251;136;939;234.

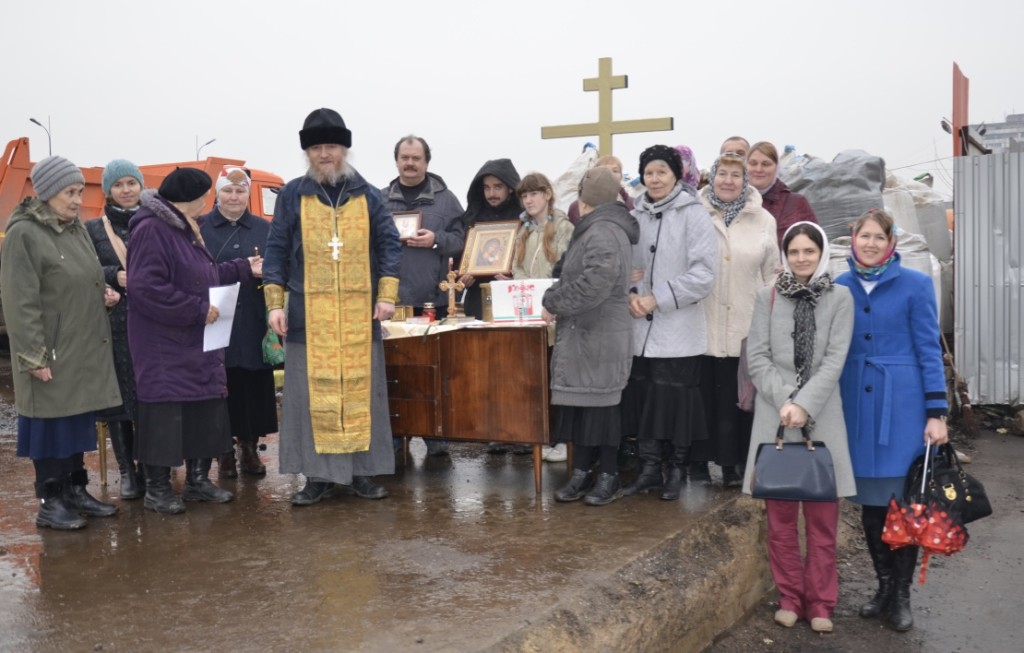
781;221;830;282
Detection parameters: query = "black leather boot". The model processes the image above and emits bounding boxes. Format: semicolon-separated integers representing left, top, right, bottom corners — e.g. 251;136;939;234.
107;421;143;499
860;506;896;619
143;465;185;514
584;473;620;506
347;475;388;499
35;479;87;530
661;446;689;500
688;461;712;485
554;469;592;502
291;479;336;506
64;470;118;517
888;546;918;631
183;459;234;503
661;466;687;500
622;440;663;496
239;440;267;476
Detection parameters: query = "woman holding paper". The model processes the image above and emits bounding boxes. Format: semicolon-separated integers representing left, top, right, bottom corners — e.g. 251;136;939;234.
127;168;261;514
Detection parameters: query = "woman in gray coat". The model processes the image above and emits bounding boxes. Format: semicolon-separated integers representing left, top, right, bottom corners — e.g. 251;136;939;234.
741;222;855;634
620;145;718;501
542;167;639;506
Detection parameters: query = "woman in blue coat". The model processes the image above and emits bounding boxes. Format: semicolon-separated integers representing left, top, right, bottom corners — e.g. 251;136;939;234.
836;209;948;633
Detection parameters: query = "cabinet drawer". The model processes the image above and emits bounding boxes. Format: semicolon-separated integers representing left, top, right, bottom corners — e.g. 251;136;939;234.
385;365;437;400
382;336;440;366
389;398;440;436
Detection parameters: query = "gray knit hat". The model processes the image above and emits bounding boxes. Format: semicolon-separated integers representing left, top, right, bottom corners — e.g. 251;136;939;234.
31;155;85;202
579;166;621;207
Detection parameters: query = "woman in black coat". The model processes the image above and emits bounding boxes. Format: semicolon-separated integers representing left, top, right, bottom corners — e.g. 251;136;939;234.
86;159;146;499
200;167;277;477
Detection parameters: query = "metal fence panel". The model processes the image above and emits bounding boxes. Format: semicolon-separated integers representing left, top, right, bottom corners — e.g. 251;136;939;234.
954;152;1024;404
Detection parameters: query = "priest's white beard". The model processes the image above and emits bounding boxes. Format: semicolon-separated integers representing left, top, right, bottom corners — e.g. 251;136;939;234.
305;159;353;186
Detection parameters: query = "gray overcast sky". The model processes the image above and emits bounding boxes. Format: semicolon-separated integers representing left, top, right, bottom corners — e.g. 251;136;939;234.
3;0;1021;202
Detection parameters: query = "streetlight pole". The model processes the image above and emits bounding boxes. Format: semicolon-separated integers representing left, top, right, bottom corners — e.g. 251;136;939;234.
29;116;52;156
196;136;216;160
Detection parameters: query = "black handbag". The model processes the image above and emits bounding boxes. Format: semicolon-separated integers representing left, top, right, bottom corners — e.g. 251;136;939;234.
904;442;992;524
751;425;837;502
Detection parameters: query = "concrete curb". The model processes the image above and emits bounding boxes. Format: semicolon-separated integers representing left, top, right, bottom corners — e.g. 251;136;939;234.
488;495;773;652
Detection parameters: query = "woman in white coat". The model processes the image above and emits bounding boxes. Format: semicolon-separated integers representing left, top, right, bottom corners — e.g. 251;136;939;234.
694;153;779;487
742;222;855;633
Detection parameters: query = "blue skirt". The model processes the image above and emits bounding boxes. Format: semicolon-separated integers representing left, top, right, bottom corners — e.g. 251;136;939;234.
17;412;97;460
849;476;904;507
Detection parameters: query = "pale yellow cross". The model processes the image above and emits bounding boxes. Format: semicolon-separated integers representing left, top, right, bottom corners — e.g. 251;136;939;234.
541;57;674;156
327;234;343;261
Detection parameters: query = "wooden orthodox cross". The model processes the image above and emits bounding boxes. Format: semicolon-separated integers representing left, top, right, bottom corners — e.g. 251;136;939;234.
438;258;465;313
541;57;674;156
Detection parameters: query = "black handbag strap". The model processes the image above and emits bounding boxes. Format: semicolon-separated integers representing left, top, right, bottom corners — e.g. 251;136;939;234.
774;424;815;451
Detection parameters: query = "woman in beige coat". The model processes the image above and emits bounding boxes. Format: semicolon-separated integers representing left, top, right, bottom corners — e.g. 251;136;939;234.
693;153;779;486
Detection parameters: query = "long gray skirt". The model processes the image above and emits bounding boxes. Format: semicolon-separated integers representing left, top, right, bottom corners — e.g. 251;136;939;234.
279;340;395;484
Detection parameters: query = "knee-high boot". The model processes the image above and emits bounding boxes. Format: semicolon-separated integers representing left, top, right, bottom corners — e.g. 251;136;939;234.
143;465;186;514
183;459;234;503
622;439;663;496
889;545;918;631
661;444;689;501
860;505;896;619
107;421;143;500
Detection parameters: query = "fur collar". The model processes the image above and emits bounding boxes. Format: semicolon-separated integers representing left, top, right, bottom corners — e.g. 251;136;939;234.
139;189;188;231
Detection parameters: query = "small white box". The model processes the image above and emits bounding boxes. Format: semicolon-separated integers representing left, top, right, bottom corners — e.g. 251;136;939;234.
489;278;556;323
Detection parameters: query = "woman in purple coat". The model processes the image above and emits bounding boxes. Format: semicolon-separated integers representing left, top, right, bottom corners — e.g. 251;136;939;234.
127;168;261;514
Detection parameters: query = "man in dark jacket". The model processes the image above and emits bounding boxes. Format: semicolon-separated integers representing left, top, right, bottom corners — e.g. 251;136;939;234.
381;135;463;457
382;135;465;317
458;158;521;319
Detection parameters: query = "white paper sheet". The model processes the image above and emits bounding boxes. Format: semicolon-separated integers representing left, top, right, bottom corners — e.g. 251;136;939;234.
203;282;240;351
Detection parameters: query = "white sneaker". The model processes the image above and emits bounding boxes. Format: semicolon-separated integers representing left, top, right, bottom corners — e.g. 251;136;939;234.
543;443;567;462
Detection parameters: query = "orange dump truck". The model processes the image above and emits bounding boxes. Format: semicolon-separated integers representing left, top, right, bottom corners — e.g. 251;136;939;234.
0;137;284;238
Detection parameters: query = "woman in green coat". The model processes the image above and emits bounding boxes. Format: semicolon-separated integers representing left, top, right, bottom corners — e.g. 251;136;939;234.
0;156;123;530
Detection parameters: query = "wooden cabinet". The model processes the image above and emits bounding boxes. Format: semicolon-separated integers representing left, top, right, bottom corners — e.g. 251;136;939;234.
383;326;552;491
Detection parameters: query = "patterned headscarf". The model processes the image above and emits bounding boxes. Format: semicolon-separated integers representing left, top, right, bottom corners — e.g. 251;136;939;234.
849;215;897;281
673;145;701;192
216;166;251;193
706;154;749;227
775;221;834;389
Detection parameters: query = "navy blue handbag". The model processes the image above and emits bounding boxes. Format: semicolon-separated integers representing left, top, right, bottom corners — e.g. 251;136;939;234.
751;425;837;502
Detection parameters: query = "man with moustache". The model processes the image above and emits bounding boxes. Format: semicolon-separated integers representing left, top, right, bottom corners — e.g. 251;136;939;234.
381;135;465;318
263;108;402;505
381;135;464;457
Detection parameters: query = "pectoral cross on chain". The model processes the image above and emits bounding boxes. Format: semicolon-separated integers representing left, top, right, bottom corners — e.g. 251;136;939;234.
327;234;344;261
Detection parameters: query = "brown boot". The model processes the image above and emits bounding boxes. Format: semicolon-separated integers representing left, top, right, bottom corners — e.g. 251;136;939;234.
218;443;238;479
239;440;267;476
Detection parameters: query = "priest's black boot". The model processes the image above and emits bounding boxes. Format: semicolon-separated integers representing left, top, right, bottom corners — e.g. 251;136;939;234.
183;459;234;503
64;470;118;517
622;439;663;496
108;421;143;499
888;546;917;631
349;475;388;499
143;465;185;514
291;479;336;506
860;506;895;619
35;479;87;530
554;469;591;502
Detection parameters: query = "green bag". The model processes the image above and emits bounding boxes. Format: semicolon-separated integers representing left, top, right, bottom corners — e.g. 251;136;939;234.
262;324;285;366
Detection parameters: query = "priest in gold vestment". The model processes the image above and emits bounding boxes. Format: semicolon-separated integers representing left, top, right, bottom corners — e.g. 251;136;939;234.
264;108;401;505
